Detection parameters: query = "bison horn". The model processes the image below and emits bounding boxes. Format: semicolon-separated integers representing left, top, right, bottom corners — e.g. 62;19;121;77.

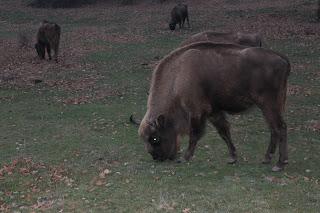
129;115;141;126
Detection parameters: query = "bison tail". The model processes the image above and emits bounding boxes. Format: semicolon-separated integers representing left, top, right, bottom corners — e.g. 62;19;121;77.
280;78;288;114
279;60;291;114
129;115;141;126
54;24;61;36
286;59;291;76
54;24;61;48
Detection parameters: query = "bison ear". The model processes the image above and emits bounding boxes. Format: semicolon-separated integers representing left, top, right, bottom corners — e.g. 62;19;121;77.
156;115;166;129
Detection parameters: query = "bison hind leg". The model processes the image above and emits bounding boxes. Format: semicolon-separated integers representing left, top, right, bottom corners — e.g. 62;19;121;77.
260;104;288;172
53;44;59;63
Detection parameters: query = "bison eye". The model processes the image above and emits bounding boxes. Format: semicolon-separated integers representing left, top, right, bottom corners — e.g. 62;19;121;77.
149;136;160;145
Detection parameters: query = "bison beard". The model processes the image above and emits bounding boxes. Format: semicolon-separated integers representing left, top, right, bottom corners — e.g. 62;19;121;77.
35;20;61;62
139;42;290;172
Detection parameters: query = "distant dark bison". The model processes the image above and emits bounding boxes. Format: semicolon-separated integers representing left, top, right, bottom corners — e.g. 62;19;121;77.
318;0;320;20
35;20;61;62
169;4;190;31
138;42;290;172
180;31;262;47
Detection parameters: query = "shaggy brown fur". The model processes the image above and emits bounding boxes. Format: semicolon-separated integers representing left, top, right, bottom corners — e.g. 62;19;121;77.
169;3;189;31
139;42;290;172
35;20;61;62
180;31;262;47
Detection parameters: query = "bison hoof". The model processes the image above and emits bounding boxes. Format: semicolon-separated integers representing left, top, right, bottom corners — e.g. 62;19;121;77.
272;165;284;172
262;159;272;164
176;157;188;163
227;157;237;164
176;158;186;164
262;154;273;164
184;153;193;161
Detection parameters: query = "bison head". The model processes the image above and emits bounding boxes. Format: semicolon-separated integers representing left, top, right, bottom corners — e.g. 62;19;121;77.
139;115;178;161
35;43;45;59
169;22;176;31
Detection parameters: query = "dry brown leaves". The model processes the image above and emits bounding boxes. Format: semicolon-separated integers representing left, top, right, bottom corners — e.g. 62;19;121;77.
31;197;54;210
264;175;288;185
59;87;124;105
1;0;318;91
0;157;73;211
88;168;111;191
287;84;312;96
183;208;191;213
0;158;73;186
45;78;97;91
0;157;72;185
308;120;320;132
70;27;145;44
0;202;10;212
0;157;45;178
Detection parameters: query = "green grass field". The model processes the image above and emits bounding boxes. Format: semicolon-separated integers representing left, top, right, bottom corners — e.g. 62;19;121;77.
0;0;319;212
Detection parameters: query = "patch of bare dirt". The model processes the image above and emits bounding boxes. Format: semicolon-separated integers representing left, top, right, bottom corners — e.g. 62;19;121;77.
45;78;97;91
287;84;312;96
0;35;97;88
58;86;125;105
187;0;320;40
0;157;72;211
308;120;320;132
70;26;146;43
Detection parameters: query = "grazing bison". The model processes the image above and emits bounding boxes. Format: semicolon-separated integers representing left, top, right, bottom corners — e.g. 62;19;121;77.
169;3;190;31
35;20;61;62
138;42;290;172
180;31;262;47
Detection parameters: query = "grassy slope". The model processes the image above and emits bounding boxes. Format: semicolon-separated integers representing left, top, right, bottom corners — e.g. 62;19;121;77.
0;0;319;212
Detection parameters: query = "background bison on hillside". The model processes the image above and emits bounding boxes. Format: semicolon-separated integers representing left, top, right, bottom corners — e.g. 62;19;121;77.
169;3;190;31
35;20;61;62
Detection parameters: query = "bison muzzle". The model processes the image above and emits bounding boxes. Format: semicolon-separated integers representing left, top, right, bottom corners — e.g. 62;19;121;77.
139;42;290;172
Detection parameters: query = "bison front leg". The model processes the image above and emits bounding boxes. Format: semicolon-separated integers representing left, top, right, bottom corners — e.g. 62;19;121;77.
46;44;52;60
262;130;277;164
209;113;237;164
186;14;190;28
184;116;206;161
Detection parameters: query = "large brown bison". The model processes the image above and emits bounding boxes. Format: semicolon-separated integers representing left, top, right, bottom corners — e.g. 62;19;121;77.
169;3;190;31
35;20;61;62
138;42;290;172
180;31;262;47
